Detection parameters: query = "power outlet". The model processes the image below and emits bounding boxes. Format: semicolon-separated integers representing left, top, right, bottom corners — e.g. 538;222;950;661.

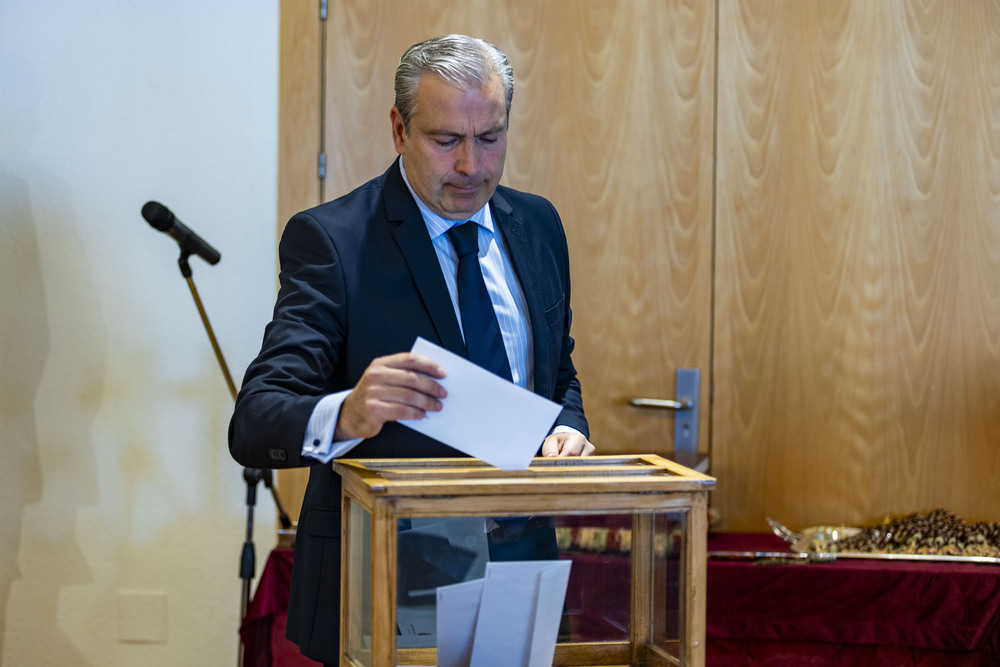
118;589;168;643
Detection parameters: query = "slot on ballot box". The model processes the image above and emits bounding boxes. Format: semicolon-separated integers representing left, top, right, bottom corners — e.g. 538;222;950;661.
334;454;716;667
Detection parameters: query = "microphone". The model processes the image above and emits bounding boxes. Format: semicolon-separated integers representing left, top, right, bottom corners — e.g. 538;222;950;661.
142;201;221;265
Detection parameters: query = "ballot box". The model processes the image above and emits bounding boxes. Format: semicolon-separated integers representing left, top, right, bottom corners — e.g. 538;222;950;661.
333;455;716;667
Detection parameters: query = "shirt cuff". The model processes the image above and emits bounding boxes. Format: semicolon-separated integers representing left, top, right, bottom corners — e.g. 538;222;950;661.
302;390;364;464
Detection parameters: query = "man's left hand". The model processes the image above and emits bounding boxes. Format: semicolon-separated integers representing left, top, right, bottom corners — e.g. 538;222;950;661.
541;432;596;458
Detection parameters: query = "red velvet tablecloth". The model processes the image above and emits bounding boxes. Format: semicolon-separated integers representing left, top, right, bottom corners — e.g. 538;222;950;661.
242;535;1000;666
706;533;1000;666
240;549;319;667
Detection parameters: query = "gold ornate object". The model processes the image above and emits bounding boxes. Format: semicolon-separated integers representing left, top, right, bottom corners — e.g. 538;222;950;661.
769;510;1000;564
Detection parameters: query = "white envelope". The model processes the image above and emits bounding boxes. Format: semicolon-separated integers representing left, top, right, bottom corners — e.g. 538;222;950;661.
436;578;485;667
400;337;562;470
436;560;572;667
473;561;571;667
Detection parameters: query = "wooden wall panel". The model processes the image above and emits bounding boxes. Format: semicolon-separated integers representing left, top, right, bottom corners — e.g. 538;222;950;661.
323;0;512;195
275;0;323;520
278;0;322;222
282;0;1000;533
509;1;715;459
321;0;716;459
277;0;715;519
713;0;1000;531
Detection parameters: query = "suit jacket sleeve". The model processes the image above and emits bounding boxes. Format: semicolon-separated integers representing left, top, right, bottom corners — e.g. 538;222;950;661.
229;212;348;469
544;198;588;438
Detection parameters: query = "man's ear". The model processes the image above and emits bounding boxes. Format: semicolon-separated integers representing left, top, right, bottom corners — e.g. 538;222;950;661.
390;106;407;155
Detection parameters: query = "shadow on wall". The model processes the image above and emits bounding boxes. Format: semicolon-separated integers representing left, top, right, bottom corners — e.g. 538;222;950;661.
0;177;104;665
0;25;37;658
0;18;45;648
0;166;47;656
0;33;101;658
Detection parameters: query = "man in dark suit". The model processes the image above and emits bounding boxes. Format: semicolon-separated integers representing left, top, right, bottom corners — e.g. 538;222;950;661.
230;34;595;664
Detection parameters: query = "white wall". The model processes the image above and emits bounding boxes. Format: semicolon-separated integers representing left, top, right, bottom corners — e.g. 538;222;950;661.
1;1;281;664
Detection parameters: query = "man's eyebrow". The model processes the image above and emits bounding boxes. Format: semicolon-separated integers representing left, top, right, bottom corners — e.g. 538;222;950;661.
426;125;506;138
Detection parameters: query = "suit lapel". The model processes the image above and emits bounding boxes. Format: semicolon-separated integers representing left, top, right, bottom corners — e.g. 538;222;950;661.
491;191;553;399
379;162;555;398
381;162;466;357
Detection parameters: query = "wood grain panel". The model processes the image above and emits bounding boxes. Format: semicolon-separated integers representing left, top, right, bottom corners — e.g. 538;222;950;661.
323;0;516;194
713;0;1000;531
278;0;322;222
500;1;716;460
321;0;716;458
275;0;324;520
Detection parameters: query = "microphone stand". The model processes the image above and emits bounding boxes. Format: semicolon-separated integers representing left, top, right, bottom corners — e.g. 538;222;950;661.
174;252;292;667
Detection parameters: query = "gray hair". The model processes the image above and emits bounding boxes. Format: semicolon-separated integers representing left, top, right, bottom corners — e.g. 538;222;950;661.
394;34;514;132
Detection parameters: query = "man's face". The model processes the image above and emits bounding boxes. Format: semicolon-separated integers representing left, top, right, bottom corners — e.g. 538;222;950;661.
391;73;508;220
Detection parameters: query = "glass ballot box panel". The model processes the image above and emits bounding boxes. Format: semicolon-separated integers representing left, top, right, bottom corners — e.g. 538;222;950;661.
650;512;687;660
344;499;373;665
345;509;690;666
336;455;713;667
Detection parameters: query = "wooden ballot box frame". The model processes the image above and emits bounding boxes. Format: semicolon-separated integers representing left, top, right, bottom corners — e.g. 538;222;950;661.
333;455;716;667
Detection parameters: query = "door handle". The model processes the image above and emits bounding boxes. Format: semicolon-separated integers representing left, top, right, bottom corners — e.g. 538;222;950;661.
628;397;693;410
628;369;700;453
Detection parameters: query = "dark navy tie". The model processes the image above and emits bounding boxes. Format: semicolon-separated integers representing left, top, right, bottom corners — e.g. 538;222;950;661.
447;222;513;381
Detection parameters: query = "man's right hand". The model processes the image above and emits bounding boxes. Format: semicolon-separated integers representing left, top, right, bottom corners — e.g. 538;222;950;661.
334;352;447;440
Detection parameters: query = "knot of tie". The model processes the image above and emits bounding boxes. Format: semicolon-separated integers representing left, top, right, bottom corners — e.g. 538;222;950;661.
447;221;480;258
